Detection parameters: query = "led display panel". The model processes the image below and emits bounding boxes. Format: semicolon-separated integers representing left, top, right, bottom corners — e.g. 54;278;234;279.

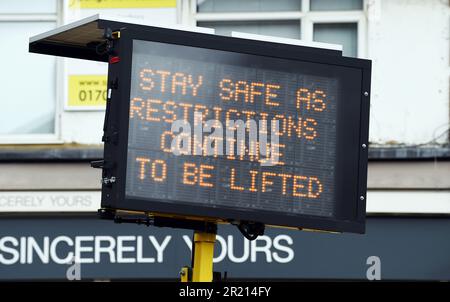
102;28;371;233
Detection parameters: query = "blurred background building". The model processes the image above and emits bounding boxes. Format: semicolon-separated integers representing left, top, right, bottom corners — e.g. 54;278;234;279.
0;0;449;280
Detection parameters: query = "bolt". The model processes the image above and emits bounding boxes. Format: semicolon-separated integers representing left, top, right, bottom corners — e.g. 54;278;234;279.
360;196;365;201
362;144;367;149
364;91;369;97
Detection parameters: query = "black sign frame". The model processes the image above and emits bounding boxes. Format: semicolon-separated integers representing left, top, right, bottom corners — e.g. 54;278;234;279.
101;26;371;234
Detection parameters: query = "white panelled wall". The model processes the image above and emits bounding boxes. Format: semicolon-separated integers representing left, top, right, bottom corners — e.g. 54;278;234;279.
367;0;449;144
1;190;450;214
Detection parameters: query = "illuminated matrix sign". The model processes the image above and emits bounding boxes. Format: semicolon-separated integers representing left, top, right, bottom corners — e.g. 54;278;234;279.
27;19;370;233
125;40;341;219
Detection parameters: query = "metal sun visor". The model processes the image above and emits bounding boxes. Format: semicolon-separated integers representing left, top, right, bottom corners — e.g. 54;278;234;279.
29;15;112;62
28;14;216;62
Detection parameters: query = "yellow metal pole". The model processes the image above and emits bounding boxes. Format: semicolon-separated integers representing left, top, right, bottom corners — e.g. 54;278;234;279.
191;231;216;282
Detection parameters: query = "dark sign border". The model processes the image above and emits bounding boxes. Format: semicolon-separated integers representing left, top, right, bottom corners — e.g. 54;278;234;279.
101;27;371;234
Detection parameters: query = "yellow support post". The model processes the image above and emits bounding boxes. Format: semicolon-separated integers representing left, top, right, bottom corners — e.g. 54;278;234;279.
191;231;216;282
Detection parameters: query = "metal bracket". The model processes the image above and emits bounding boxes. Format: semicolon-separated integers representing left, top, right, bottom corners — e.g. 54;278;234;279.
98;209;223;282
90;160;114;169
102;176;116;185
94;27;118;56
97;209;218;233
235;221;265;241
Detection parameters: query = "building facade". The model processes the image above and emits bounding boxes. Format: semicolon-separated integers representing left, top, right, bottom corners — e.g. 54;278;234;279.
0;0;449;280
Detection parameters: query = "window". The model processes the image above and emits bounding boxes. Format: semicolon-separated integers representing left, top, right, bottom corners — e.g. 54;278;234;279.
0;0;60;143
181;0;366;58
314;23;358;57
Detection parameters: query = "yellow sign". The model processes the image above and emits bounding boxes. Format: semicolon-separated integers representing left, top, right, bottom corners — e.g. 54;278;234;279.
68;75;107;108
69;0;176;9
